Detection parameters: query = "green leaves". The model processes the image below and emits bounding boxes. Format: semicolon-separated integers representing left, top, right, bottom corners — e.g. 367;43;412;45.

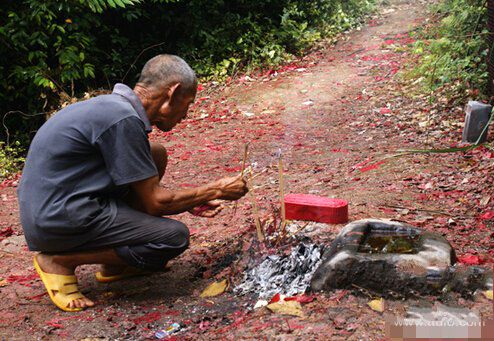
84;0;141;13
1;0;376;149
406;0;488;98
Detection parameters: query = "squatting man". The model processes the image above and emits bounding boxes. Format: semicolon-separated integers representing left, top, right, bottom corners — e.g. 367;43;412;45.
18;55;249;311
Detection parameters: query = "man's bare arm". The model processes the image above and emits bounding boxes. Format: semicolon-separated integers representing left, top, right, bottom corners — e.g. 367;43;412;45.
129;175;248;216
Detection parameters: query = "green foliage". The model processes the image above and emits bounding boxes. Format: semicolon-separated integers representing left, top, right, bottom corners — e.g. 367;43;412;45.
1;0;375;148
0;141;25;179
406;0;488;97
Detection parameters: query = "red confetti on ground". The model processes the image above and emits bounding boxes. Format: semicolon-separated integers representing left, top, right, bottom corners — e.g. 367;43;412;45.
46;322;64;329
285;294;316;303
28;292;48;301
132;311;162;325
359;161;385;173
269;293;281;304
479;211;494;220
7;273;39;287
0;226;14;241
457;254;484;265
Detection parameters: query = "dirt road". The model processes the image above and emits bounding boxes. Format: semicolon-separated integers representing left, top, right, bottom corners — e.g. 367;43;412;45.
1;0;492;339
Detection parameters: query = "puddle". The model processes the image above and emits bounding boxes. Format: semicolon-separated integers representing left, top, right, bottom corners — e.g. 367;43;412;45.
358;234;421;254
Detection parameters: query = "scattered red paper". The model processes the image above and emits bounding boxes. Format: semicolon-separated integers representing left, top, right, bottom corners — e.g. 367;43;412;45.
7;273;39;287
359;161;385;173
132;311;162;325
457;254;484;265
0;226;14;241
46;322;64;329
29;292;48;301
269;293;281;304
286;319;305;330
284;294;315;303
480;211;494;220
199;320;211;331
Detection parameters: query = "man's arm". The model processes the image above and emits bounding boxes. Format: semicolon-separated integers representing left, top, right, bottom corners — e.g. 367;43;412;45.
129;175;248;216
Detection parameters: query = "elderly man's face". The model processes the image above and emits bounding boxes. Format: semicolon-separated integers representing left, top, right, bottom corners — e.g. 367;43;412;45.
150;85;196;132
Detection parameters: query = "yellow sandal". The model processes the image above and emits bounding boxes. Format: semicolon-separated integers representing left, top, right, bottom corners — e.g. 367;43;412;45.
95;267;152;283
95;264;171;283
33;256;86;312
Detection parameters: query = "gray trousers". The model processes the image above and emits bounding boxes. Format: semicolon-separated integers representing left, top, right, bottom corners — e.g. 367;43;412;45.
71;201;190;270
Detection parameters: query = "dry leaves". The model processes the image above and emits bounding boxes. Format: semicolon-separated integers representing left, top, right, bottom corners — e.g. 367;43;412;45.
267;301;305;318
200;279;229;298
367;298;385;312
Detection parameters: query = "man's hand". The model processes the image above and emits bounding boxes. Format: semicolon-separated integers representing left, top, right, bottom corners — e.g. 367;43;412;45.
189;200;225;218
128;173;248;217
214;175;249;200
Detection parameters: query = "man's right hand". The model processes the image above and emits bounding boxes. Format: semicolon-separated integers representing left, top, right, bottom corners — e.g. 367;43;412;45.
215;175;249;200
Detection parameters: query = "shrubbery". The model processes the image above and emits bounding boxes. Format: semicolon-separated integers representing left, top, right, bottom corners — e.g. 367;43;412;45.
1;0;374;145
406;0;488;99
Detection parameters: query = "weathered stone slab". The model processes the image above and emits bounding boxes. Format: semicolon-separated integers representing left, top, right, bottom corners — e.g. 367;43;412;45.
311;219;464;295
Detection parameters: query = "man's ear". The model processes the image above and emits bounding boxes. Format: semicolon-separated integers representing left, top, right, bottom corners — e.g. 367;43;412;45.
168;83;182;104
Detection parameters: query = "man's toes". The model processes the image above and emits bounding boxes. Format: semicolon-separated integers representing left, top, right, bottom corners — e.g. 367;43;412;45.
68;300;77;309
84;298;94;307
73;299;81;308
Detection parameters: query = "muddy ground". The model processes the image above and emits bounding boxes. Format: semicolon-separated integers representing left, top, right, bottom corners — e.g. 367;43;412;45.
1;0;493;339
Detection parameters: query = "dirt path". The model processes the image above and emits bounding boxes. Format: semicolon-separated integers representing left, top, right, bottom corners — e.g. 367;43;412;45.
1;0;492;339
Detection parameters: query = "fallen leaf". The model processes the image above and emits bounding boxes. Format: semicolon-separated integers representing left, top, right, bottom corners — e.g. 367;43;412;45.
267;301;305;317
200;279;229;297
260;110;276;115
0;279;8;287
367;298;384;312
484;290;493;300
480;196;491;206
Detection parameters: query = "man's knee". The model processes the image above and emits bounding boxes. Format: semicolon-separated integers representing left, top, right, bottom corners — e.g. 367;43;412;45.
170;220;190;249
114;221;190;271
150;142;167;178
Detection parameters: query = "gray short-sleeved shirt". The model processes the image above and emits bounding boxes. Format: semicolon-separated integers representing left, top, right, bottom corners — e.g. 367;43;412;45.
17;84;158;251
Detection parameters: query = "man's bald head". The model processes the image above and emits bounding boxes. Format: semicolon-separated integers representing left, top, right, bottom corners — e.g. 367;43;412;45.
137;54;197;95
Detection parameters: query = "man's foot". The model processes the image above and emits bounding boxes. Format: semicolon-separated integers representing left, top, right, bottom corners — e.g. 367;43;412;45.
99;264;128;277
95;265;153;283
35;254;94;310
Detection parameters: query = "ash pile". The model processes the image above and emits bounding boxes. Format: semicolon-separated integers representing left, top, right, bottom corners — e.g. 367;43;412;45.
234;242;324;299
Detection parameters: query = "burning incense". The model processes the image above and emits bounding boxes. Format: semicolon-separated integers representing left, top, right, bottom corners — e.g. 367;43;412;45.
248;168;264;241
233;143;250;216
240;143;250;177
278;150;287;240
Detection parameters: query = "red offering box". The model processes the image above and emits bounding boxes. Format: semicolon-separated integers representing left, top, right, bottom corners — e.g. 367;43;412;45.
284;194;348;224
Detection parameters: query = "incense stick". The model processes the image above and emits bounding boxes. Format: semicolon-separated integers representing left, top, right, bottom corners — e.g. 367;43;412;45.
240;143;250;177
287;221;310;239
248;168;264;241
278;152;286;240
233;143;250;216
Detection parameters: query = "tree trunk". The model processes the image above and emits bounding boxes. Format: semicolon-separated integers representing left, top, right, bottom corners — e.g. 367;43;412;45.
487;0;494;95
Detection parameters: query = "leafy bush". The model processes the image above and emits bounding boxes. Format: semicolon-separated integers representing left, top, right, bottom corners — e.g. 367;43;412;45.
0;0;375;149
406;0;488;98
0;141;25;179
